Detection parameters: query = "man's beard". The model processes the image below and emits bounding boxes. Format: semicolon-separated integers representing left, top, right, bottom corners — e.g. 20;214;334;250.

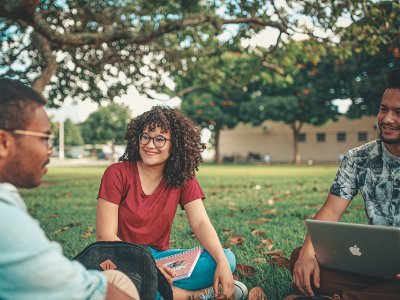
379;127;400;144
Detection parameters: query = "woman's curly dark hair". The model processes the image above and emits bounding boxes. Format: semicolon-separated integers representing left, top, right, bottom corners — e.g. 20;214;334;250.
120;105;205;188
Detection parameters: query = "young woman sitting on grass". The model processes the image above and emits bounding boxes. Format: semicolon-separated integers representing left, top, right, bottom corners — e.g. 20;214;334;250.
96;106;247;300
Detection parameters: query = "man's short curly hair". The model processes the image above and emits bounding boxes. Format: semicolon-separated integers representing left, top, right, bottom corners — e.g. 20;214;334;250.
120;105;205;188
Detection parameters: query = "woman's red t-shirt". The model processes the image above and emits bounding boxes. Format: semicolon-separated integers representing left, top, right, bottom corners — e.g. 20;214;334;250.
97;161;205;250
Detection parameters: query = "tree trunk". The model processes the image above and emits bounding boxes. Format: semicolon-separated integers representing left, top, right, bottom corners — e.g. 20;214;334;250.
111;140;117;163
214;128;221;164
291;121;303;164
91;145;97;158
293;130;300;164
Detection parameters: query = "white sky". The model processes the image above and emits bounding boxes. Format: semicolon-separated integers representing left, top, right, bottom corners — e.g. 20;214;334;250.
47;87;181;122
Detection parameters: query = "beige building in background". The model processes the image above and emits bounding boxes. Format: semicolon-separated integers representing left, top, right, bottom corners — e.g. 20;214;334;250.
219;116;378;164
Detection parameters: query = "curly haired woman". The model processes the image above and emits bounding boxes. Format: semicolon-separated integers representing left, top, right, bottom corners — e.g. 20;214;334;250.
96;106;247;300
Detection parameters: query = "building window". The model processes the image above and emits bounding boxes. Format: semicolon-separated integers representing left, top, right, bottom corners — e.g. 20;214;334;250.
316;132;326;142
358;132;368;142
297;133;306;142
337;132;346;142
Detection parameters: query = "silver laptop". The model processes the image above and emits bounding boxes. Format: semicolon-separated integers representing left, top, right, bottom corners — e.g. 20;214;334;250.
305;219;400;279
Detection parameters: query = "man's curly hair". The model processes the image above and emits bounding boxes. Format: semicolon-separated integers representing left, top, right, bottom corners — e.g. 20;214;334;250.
120;105;205;188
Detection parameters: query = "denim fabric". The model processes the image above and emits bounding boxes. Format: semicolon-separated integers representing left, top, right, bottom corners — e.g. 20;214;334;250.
0;183;107;300
150;246;236;296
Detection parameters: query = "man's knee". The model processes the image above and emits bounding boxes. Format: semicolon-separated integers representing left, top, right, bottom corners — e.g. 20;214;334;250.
103;270;140;299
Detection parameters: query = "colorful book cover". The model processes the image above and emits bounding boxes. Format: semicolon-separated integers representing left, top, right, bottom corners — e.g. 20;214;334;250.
155;247;202;281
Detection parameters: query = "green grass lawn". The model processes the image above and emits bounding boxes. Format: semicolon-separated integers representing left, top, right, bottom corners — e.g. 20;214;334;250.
21;164;367;300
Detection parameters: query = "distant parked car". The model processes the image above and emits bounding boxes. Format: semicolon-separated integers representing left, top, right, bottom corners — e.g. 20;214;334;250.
65;151;83;159
96;151;107;160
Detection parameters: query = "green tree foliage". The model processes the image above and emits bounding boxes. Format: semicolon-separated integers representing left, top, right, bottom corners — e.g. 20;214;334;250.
180;50;258;163
240;41;339;164
63;118;84;146
180;1;400;163
324;0;400;117
0;0;294;105
52;118;84;146
81;102;131;146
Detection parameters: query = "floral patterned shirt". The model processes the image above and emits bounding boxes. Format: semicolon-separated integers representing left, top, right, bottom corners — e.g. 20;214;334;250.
330;139;400;226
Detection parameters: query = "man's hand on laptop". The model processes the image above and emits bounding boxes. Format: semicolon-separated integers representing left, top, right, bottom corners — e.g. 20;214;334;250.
293;247;320;296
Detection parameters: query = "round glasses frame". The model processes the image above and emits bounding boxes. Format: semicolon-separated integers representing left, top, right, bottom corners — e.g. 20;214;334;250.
139;133;171;148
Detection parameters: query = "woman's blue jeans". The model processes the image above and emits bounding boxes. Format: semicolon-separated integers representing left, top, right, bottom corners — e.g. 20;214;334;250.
149;247;236;297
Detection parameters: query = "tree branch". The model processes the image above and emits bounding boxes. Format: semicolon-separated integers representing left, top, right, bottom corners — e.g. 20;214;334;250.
31;33;58;94
0;0;38;22
175;84;206;98
262;61;285;76
30;13;288;47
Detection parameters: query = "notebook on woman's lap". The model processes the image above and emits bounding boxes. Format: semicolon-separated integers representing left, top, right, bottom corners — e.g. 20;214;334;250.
305;219;400;280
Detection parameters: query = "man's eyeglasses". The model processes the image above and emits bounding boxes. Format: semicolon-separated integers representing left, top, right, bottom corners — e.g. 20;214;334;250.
139;133;171;148
12;129;55;148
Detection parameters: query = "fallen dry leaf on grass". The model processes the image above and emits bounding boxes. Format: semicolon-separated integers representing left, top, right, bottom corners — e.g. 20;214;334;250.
261;209;277;215
248;286;268;300
81;232;91;238
256;245;265;250
235;264;256;277
227;235;245;245
266;256;290;269
246;218;272;224
251;229;266;237
228;202;237;211
265;249;284;257
252;258;267;264
265;249;290;269
222;229;234;235
261;239;274;250
53;226;71;235
81;226;95;238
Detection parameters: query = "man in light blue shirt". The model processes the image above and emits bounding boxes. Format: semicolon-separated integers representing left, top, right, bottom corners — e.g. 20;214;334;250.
0;78;139;300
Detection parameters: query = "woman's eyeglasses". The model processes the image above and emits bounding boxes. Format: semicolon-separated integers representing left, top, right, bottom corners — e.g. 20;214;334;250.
139;133;171;148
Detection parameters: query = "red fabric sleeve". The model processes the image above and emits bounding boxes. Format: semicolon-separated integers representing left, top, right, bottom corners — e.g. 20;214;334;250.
97;163;127;205
179;177;206;209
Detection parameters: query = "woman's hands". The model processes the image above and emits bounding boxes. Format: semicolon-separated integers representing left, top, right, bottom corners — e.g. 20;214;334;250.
213;259;234;299
158;265;176;285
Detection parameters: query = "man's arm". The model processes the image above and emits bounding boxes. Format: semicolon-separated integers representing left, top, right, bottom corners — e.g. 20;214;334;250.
293;194;350;296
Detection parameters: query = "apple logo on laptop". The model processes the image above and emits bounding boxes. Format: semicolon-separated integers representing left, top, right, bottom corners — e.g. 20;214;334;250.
349;245;362;256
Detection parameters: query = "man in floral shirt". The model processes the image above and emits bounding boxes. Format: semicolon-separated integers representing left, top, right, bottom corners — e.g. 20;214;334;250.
288;69;400;300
